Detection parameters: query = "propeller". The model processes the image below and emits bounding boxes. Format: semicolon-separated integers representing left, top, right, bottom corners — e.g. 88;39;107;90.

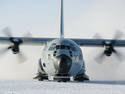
0;27;31;63
16;52;27;63
94;30;124;63
0;47;10;56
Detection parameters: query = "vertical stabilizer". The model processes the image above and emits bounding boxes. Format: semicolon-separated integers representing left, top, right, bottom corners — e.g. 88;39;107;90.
60;0;64;38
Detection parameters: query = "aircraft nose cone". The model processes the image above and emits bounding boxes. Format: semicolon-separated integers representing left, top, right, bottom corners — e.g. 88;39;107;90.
56;54;72;76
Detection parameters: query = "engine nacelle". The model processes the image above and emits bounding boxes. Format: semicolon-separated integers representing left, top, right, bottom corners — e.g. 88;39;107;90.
104;49;112;56
8;38;23;54
104;44;114;56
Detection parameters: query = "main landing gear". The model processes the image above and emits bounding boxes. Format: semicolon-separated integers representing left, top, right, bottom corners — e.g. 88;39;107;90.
34;73;89;82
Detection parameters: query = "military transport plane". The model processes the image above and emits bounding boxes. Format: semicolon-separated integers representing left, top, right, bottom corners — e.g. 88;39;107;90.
0;0;125;82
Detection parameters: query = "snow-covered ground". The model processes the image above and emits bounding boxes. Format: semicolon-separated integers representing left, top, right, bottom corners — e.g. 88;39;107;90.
0;80;125;94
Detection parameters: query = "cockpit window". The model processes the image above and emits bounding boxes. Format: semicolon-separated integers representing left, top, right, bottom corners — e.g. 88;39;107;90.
49;46;55;50
49;44;76;51
56;45;70;50
61;45;65;49
67;46;70;50
49;43;56;51
56;45;60;49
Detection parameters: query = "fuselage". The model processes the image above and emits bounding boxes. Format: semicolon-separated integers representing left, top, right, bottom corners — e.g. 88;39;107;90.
38;38;86;77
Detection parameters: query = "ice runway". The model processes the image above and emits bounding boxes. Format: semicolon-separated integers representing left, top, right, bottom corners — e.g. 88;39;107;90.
0;80;125;94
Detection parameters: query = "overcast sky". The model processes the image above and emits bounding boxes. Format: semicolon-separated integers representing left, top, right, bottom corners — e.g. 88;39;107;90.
0;0;125;81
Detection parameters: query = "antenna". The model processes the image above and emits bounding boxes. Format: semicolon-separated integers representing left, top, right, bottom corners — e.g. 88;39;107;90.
60;0;64;38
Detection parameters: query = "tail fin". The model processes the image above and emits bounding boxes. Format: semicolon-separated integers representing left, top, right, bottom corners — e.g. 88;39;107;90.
60;0;64;38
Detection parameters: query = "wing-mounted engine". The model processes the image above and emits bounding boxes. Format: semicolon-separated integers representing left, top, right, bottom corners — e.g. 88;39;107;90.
0;27;31;62
94;31;124;62
8;37;23;54
1;27;24;54
103;41;117;56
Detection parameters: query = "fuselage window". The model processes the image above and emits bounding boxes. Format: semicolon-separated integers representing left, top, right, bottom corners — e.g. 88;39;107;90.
53;51;57;57
69;51;73;57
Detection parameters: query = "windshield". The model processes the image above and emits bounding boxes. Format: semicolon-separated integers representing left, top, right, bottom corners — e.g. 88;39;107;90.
56;45;70;50
48;43;56;51
49;44;76;51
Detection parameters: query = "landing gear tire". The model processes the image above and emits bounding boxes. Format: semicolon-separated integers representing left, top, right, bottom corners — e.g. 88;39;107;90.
74;75;89;82
34;73;48;81
54;77;70;82
58;78;70;82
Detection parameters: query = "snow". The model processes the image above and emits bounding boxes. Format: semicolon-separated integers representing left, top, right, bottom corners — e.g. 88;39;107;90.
0;80;125;94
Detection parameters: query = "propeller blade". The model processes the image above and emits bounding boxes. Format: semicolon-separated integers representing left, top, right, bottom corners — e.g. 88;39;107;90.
93;33;103;39
2;27;13;37
113;30;124;39
16;52;27;63
113;49;124;62
0;47;9;56
23;32;32;38
95;51;105;63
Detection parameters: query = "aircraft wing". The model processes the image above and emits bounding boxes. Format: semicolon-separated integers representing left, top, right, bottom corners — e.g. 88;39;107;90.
0;37;55;45
72;38;125;47
0;37;125;47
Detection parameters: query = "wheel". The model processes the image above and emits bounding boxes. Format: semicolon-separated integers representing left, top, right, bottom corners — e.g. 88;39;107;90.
74;74;89;82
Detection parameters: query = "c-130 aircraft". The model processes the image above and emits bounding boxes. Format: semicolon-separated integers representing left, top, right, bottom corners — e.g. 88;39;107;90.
0;0;125;82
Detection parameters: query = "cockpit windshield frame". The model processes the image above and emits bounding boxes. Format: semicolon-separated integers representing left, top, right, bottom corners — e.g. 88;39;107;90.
49;44;76;51
56;45;70;50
